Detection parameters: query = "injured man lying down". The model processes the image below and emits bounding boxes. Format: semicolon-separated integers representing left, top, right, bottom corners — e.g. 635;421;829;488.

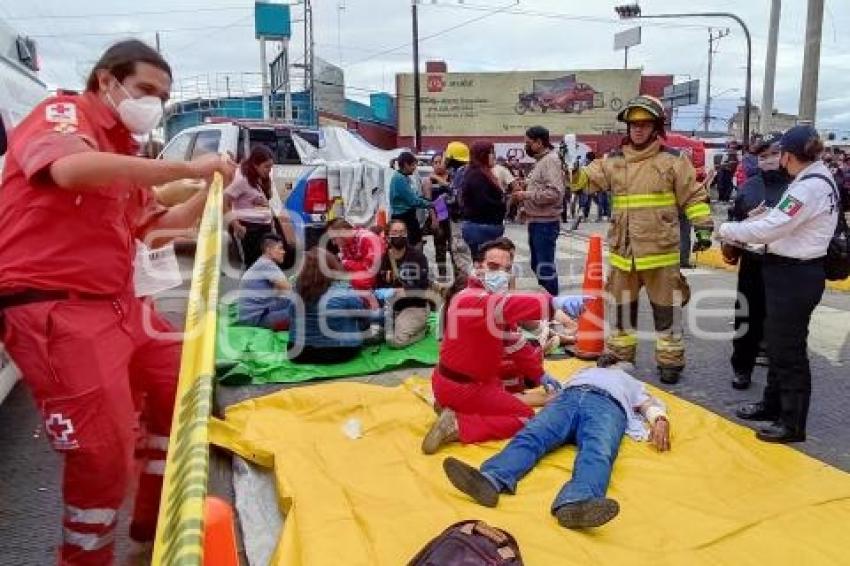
442;353;670;529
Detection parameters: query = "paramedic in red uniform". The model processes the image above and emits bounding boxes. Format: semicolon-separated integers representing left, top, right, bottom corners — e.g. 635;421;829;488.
422;238;563;454
0;40;235;564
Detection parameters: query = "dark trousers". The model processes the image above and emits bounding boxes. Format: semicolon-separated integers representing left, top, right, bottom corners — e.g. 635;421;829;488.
239;221;273;268
731;253;766;376
393;209;423;247
762;258;825;432
287;344;361;364
679;213;692;266
433;219;452;277
528;220;560;296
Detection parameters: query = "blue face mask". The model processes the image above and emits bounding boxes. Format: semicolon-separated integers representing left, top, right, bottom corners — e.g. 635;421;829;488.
483;270;510;294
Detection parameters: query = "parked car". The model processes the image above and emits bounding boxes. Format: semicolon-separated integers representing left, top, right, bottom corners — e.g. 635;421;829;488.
156;119;320;206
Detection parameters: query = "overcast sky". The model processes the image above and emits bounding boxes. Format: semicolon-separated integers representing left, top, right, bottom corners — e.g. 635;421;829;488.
3;0;849;133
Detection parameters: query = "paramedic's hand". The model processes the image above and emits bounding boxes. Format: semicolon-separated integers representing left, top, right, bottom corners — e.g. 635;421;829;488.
649;417;671;452
748;201;768;218
187;152;237;186
540;373;563;394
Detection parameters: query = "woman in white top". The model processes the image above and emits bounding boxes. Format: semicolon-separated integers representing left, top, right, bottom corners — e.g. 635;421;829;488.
224;145;277;268
719;125;839;443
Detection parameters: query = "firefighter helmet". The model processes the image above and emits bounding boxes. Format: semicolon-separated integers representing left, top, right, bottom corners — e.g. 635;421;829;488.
617;95;665;123
444;141;470;164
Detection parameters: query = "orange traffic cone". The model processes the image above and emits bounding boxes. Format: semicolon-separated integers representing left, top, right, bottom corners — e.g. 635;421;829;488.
574;235;605;360
376;208;388;229
203;496;239;566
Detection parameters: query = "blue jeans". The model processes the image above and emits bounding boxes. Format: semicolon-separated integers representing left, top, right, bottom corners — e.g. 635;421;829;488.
528;220;560;296
461;222;504;259
257;300;291;330
597;191;611;218
480;386;627;513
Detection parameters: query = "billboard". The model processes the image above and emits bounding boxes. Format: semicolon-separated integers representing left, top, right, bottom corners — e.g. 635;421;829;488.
398;69;641;137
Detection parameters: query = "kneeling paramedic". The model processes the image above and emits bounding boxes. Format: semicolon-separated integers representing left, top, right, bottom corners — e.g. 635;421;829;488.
0;40;235;564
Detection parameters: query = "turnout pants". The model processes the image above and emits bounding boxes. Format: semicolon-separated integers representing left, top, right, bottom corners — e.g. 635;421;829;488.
606;265;689;369
1;293;179;565
762;258;825;434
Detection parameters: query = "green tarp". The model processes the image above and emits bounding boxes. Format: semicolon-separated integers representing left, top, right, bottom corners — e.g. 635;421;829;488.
215;306;439;385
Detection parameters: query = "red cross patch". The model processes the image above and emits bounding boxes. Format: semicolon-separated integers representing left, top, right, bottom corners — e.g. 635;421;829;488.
45;412;79;450
45;103;78;125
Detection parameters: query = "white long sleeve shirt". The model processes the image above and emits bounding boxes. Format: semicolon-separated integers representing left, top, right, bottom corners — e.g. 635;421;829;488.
718;161;839;260
567;367;667;441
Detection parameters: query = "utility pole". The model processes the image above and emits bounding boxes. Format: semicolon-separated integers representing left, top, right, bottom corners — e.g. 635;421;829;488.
260;38;270;120
703;27;730;132
624;46;628;69
760;0;781;133
155;31;161;53
798;0;824;124
411;0;422;152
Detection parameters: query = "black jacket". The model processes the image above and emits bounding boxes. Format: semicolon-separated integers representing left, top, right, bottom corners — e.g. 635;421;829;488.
377;247;431;312
728;170;789;222
460;167;506;225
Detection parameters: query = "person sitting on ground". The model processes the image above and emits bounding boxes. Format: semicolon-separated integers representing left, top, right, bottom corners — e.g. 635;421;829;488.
423;238;563;454
287;248;374;364
391;151;432;247
236;234;292;330
441;353;670;530
327;217;385;291
376;219;433;348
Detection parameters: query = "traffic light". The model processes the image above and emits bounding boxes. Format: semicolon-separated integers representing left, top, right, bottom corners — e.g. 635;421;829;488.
614;4;641;19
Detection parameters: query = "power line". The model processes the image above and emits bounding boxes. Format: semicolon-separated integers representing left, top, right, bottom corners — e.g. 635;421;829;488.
5;6;249;20
340;0;519;69
27;23;253;39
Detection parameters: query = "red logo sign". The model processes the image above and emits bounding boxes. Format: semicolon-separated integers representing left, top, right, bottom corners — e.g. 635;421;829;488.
427;74;445;93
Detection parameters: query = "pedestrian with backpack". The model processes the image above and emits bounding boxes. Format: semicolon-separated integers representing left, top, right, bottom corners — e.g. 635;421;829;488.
719;125;842;444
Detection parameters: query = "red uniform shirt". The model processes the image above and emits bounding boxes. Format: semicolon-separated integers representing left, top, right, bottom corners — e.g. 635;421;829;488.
439;282;551;383
0;92;166;296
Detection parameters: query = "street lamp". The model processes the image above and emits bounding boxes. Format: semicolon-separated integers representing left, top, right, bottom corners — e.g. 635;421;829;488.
615;4;753;148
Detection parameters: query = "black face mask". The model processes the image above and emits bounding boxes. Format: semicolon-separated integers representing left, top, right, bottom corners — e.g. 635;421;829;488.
389;236;408;250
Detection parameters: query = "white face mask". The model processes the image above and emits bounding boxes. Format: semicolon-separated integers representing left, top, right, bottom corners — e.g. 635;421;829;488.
109;82;163;135
482;270;510;294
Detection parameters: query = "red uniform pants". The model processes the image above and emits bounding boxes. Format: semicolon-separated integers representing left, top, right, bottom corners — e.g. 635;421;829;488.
1;293;179;565
432;370;535;444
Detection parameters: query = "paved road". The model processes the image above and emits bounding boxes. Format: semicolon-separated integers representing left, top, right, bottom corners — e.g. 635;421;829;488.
2;221;849;564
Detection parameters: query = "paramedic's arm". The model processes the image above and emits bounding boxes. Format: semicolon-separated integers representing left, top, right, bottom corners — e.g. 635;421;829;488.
637;395;670;452
718;183;819;245
495;292;553;326
51;152;233;193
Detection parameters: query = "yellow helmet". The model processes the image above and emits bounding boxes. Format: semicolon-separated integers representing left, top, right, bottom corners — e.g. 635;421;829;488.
444;141;470;163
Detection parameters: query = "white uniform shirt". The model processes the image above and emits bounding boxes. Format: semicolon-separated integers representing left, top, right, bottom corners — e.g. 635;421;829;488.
718;161;839;260
567;367;666;441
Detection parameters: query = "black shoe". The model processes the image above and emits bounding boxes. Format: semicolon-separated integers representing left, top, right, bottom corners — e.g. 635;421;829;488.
658;367;682;384
443;457;499;508
554;498;620;529
756;422;806;443
731;371;752;390
735;402;779;421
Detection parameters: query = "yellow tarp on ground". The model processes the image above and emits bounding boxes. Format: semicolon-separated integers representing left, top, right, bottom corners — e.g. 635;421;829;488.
211;360;850;566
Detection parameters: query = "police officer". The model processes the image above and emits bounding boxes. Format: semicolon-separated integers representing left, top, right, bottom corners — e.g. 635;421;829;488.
0;40;234;564
585;96;714;384
723;132;787;390
719;125;838;443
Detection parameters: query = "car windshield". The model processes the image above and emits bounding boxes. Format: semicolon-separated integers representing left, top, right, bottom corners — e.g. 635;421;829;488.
248;129;319;165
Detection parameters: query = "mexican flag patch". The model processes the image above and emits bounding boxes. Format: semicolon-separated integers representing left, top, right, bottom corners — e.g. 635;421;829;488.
777;195;804;217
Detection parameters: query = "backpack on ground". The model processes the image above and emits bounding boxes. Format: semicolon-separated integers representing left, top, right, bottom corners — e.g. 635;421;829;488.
407;520;524;566
800;173;850;281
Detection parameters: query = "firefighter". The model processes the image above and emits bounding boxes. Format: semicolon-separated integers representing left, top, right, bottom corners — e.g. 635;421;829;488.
0;40;235;564
585;95;713;384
